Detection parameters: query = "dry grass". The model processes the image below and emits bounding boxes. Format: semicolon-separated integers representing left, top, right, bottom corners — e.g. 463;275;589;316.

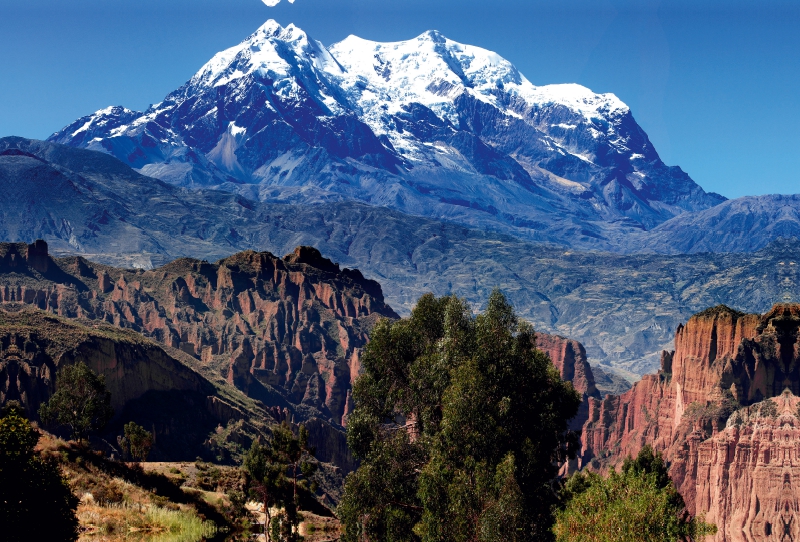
35;435;226;541
78;502;216;541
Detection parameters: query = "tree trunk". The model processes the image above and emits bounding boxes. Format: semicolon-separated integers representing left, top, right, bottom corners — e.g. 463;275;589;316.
264;496;272;542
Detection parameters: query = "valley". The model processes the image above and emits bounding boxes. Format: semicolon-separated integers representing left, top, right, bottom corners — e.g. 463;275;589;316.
2;12;798;542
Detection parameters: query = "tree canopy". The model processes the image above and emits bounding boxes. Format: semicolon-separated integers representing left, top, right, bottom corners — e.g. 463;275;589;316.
242;422;318;542
118;421;153;462
553;446;717;542
339;291;582;542
0;402;79;542
39;361;113;442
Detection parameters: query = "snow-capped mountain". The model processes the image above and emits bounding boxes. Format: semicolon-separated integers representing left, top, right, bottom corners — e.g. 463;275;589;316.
49;20;724;250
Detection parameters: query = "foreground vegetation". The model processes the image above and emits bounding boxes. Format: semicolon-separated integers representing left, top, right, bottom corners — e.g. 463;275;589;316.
1;291;718;542
336;291;717;542
339;291;582;541
554;446;716;542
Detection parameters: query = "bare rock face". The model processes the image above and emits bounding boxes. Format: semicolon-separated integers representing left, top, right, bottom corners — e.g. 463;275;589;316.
535;332;600;429
688;391;800;541
0;306;272;460
0;241;397;429
579;303;800;540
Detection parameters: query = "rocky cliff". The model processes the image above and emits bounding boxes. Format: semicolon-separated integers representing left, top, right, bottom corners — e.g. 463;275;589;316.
689;391;800;542
535;332;601;429
0;305;273;461
0;241;397;429
579;303;800;540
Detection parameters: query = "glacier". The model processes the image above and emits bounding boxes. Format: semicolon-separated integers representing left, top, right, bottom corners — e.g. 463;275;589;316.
49;19;725;252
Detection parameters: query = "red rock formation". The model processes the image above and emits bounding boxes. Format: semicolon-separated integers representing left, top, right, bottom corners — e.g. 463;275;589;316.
0;242;397;427
579;303;800;540
536;332;600;430
536;332;599;399
688;391;800;542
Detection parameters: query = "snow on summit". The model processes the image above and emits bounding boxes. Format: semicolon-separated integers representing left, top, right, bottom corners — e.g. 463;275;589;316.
327;28;628;134
187;20;627;124
189;20;342;90
49;19;724;251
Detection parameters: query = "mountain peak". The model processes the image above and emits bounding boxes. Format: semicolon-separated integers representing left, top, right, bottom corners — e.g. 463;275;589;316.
252;18;284;36
420;29;447;44
248;19;307;44
188;19;340;90
49;20;724;247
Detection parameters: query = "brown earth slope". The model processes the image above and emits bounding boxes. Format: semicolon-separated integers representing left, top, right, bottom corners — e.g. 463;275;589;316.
0;305;274;461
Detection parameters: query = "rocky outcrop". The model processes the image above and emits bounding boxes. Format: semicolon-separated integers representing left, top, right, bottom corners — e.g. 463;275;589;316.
580;306;761;470
0;241;397;429
0;305;273;460
579;303;800;540
536;332;599;399
535;332;601;429
687;391;800;542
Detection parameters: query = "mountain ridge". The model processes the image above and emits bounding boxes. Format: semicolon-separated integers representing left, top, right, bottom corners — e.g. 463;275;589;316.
3;136;800;375
48;19;724;252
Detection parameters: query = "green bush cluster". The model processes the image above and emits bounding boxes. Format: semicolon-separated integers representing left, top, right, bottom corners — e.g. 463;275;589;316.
554;446;716;542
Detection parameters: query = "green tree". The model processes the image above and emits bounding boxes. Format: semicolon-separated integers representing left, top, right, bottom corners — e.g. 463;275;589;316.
553;446;717;542
243;425;318;542
272;422;318;501
339;291;582;542
118;421;154;462
0;403;79;542
39;362;114;442
243;439;287;542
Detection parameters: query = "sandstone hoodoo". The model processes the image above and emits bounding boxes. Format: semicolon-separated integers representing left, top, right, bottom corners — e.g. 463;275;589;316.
0;241;397;430
579;303;800;541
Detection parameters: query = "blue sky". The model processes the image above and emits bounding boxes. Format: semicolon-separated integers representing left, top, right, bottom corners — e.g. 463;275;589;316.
1;0;798;199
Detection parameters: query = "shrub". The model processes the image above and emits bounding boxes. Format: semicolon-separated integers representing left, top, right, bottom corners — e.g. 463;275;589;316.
553;446;716;542
0;404;80;541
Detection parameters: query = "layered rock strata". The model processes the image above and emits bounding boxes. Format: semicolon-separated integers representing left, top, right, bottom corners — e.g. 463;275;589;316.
580;303;800;541
691;391;800;542
0;241;397;428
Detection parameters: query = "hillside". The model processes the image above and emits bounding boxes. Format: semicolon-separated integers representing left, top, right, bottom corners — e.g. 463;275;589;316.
3;138;800;375
0;304;274;463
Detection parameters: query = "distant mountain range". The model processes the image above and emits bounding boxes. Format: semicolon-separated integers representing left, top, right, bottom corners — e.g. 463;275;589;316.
48;20;728;252
3;19;800;376
4;136;800;376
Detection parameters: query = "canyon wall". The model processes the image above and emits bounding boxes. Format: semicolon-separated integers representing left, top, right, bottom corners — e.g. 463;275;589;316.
690;391;800;542
580;303;800;541
0;241;397;428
